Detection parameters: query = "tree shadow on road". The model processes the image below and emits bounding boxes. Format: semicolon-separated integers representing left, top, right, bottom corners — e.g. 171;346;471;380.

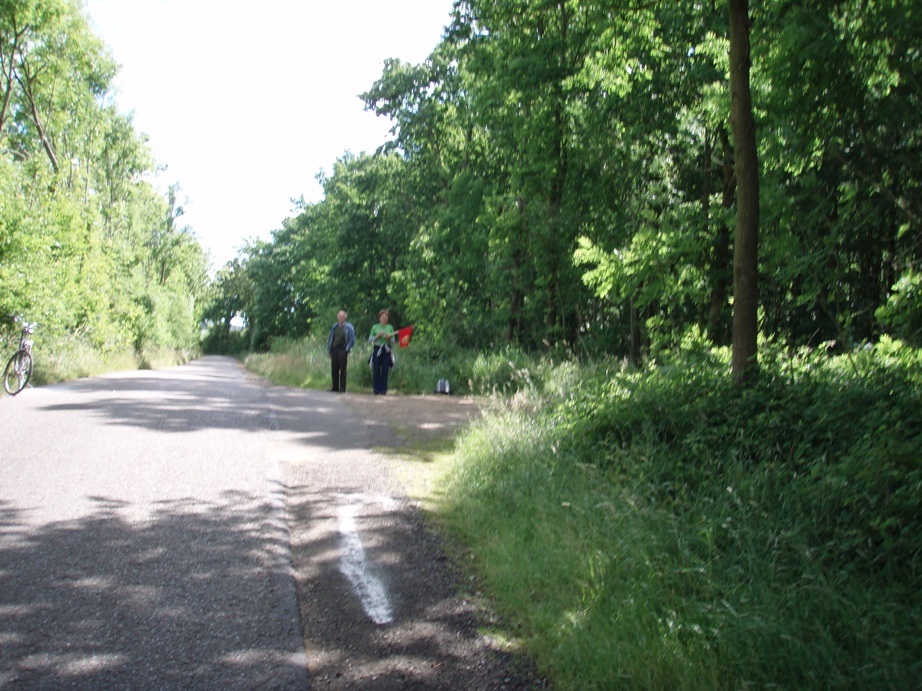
0;495;307;690
30;369;341;464
3;358;537;688
29;357;476;457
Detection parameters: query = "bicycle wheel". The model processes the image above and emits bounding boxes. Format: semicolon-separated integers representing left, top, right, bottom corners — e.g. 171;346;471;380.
3;350;33;395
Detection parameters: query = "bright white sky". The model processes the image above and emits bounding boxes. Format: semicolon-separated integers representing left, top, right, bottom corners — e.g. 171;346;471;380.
83;0;454;268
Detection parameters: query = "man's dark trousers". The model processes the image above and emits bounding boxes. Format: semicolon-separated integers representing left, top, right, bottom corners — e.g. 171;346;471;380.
331;346;349;392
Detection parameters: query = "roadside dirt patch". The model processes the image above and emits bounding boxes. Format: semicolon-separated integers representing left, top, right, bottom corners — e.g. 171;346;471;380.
340;393;483;451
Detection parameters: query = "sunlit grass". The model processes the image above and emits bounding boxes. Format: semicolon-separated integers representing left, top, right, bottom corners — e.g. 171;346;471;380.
243;337;336;390
241;335;623;398
238;334;921;688
434;341;922;689
386;446;458;514
24;332;196;386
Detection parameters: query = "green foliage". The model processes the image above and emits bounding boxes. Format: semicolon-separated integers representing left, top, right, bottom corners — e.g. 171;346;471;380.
244;331;610;402
214;0;919;374
877;272;922;345
3;327;195;387
440;344;921;688
244;337;327;389
0;1;210;373
199;327;248;357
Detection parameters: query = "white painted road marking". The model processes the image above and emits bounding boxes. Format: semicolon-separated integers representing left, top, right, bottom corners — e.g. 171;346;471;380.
337;495;394;625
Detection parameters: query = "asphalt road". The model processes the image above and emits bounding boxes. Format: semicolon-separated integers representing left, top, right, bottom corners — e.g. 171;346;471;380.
0;357;309;689
1;356;539;691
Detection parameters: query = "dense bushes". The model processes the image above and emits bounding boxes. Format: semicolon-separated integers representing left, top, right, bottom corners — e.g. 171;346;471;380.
2;328;198;387
440;341;921;689
242;333;610;399
243;335;921;687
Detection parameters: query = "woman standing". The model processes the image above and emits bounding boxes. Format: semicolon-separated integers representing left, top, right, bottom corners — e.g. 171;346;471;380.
368;309;396;395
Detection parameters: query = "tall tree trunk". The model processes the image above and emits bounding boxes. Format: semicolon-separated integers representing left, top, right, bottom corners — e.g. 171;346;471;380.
629;297;642;368
706;126;736;345
508;199;525;342
728;0;760;384
17;66;59;174
0;20;27;134
542;2;570;340
508;258;522;342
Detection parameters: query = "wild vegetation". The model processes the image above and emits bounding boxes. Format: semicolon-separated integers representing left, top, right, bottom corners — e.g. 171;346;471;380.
439;338;921;689
245;335;921;688
0;0;209;380
3;1;919;686
230;1;921;687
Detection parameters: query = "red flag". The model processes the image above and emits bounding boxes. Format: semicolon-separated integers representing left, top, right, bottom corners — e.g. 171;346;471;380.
397;326;414;348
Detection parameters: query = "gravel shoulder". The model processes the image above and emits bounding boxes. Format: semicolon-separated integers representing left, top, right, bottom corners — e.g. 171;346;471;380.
265;385;543;690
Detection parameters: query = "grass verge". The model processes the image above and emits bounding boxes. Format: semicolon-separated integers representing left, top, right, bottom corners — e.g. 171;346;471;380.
15;331;198;387
242;334;921;688
436;339;922;689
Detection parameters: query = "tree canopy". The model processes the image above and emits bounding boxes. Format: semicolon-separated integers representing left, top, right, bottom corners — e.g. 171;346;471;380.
0;0;208;358
170;0;922;364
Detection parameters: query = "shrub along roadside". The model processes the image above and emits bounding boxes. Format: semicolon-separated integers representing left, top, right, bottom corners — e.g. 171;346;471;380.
243;334;920;687
0;329;198;387
437;339;921;689
242;335;595;397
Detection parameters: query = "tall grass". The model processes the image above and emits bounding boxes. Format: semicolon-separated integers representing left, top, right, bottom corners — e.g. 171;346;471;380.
438;338;922;689
240;333;921;686
4;329;198;386
244;337;329;389
242;335;596;396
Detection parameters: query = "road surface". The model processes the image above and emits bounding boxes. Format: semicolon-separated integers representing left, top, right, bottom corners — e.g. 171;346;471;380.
0;357;537;690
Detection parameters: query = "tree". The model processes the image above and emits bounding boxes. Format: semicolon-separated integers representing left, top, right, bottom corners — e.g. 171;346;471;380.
0;0;115;173
237;0;921;364
1;0;209;358
728;0;760;383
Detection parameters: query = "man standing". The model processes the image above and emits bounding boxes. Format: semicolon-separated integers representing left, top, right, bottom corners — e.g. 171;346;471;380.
326;310;355;392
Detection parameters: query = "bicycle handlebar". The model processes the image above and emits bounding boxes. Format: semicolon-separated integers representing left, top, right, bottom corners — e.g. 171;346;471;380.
11;315;37;332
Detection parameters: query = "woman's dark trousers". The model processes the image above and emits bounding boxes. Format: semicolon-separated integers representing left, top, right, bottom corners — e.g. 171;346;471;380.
372;350;390;395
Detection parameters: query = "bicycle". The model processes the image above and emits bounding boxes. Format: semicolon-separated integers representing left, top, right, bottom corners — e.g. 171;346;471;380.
4;316;37;395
